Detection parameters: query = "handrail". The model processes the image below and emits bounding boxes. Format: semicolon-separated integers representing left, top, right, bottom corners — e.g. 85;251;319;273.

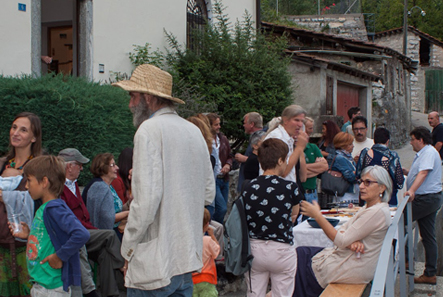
370;196;415;296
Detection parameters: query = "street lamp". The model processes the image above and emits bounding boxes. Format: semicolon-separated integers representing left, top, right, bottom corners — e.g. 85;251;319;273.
403;3;426;55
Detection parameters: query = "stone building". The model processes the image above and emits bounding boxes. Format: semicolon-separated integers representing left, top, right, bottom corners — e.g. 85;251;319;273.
374;26;443;113
262;22;418;148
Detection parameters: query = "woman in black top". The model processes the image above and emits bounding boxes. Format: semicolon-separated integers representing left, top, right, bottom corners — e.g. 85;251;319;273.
242;138;302;296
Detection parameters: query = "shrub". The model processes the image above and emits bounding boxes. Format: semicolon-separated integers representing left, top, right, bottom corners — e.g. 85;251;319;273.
0;74;135;185
164;1;293;141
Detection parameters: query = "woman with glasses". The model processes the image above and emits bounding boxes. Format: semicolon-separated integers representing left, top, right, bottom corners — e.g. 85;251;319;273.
294;165;392;297
83;153;129;239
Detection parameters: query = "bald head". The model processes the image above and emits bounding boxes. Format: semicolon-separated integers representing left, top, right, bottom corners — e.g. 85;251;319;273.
428;111;440;128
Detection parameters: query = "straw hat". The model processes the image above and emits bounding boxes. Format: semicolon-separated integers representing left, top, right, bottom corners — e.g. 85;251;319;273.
112;64;185;104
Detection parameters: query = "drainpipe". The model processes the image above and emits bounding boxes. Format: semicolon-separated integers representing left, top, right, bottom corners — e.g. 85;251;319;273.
256;0;261;29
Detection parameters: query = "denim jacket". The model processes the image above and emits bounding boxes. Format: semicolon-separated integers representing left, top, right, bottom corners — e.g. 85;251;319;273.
331;150;356;193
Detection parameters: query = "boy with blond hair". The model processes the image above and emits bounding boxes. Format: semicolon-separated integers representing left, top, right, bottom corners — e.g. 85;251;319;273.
11;155;90;296
192;208;220;297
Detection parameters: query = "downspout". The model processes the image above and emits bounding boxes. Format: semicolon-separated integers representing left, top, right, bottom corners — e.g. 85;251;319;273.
256;0;261;30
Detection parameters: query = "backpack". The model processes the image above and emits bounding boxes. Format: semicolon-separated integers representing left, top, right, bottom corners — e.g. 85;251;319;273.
223;196;253;276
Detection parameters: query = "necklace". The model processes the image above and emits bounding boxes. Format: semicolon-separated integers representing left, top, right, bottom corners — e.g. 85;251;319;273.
7;155;34;170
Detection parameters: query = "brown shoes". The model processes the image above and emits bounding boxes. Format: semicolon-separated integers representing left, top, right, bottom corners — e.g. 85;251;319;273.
414;274;437;285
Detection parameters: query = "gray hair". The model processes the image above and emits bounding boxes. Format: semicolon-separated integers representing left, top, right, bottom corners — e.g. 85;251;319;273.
249;130;266;146
245;112;263;129
282;104;306;120
361;165;393;203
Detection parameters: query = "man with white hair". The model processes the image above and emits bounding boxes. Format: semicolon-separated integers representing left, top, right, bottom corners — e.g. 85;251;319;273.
113;64;215;296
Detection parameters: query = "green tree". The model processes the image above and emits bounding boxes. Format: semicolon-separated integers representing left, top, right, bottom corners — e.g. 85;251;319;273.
165;1;293;141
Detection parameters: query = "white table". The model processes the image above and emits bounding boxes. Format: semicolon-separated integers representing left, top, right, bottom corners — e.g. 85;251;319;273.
292;217;349;248
293;211;396;248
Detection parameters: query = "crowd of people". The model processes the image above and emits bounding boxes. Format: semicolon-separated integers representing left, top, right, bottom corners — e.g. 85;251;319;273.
0;63;442;297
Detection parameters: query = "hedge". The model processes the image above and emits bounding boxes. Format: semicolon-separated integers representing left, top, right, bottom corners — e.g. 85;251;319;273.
0;74;135;185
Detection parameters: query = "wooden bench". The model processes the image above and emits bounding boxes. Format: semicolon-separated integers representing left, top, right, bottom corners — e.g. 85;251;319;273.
320;283;369;297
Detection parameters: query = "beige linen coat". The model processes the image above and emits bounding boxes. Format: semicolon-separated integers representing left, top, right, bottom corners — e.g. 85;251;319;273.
121;107;215;290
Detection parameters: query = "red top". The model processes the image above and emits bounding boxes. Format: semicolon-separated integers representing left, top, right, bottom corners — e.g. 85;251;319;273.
110;174;128;204
60;183;97;230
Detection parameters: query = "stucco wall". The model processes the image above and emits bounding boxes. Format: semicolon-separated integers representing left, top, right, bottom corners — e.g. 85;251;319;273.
0;0;256;80
0;0;32;76
91;0;256;82
288;62;372;135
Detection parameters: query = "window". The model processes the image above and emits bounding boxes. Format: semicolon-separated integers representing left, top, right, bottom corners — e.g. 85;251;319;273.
187;0;208;51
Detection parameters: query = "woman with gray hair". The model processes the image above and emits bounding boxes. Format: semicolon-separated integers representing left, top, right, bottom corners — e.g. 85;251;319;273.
294;165;392;296
265;105;309;183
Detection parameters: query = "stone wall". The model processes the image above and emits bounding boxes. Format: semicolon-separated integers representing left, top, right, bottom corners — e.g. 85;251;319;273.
284;14;368;41
374;32;424;112
375;31;443;113
431;44;443;67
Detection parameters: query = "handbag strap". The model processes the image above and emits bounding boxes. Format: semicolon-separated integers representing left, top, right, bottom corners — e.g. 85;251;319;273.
329;155;337;170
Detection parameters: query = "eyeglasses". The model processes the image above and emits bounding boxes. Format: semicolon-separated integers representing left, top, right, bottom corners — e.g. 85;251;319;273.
109;163;116;167
352;127;367;132
357;179;379;187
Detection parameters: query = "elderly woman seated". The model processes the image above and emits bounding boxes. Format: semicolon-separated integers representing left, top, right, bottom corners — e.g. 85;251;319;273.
83;153;129;239
294;165;392;297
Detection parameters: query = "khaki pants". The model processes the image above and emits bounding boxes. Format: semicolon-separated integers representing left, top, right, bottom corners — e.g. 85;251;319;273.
245;239;296;297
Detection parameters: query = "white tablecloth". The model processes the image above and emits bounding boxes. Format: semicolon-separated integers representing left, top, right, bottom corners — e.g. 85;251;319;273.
292;218;348;248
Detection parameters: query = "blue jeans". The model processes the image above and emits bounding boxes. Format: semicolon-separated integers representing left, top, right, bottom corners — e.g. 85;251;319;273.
304;190;318;203
213;178;229;224
127;273;193;297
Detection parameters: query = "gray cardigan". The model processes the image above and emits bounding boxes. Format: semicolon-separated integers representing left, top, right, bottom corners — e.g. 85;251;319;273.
85;181;115;230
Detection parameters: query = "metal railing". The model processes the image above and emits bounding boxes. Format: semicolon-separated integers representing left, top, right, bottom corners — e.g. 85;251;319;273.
370;196;415;296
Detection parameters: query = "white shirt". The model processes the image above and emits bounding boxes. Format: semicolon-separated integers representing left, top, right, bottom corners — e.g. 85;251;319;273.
65;178;77;195
265;124;296;182
352;138;374;158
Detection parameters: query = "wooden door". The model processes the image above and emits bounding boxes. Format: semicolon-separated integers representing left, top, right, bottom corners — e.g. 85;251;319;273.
425;69;443;113
337;83;360;120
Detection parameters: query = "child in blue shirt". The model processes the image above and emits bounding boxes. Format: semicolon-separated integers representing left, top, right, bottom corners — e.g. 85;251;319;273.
10;155;90;296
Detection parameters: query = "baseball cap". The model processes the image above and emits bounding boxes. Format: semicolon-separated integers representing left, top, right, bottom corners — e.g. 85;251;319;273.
58;148;90;164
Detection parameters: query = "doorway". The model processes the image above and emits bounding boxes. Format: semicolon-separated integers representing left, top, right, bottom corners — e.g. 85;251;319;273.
47;26;73;75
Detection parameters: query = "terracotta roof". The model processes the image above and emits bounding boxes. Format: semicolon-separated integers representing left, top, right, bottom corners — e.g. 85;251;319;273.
286;50;382;82
374;26;443;48
261;21;418;73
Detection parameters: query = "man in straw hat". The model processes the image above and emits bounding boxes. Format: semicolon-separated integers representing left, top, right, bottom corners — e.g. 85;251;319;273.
113;64;215;296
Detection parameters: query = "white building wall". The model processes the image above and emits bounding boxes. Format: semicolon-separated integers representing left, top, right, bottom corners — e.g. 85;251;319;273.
92;0;257;82
0;0;32;76
92;0;187;81
0;0;256;79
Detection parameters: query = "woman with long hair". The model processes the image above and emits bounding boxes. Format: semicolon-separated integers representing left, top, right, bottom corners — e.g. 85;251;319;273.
0;112;43;297
318;120;340;163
